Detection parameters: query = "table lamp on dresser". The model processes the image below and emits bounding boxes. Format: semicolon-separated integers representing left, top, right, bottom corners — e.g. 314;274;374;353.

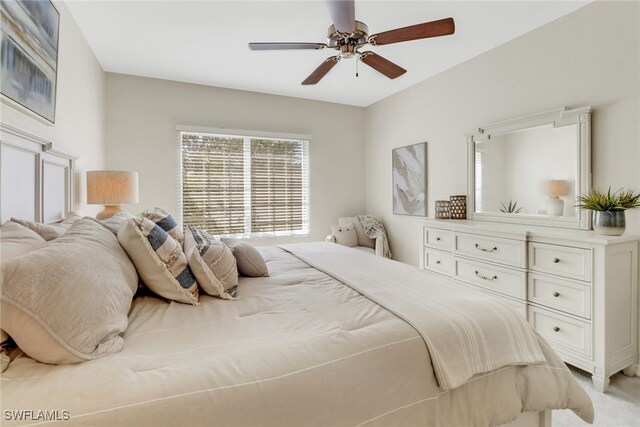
87;170;139;220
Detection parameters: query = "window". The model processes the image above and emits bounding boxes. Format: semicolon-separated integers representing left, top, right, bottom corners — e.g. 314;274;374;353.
474;148;483;212
179;129;310;237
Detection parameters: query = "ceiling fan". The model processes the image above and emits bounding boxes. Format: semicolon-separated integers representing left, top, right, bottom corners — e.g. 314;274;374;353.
248;0;455;85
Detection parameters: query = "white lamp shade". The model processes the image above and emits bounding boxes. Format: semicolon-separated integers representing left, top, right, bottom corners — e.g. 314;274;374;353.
87;171;139;205
544;180;569;197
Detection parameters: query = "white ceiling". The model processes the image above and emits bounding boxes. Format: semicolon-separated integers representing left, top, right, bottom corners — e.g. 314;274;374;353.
66;1;590;107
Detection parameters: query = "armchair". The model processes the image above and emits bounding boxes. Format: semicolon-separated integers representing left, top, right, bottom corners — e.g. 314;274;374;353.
325;216;386;257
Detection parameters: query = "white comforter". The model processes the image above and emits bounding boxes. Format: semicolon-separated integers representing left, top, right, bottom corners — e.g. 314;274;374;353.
1;245;593;426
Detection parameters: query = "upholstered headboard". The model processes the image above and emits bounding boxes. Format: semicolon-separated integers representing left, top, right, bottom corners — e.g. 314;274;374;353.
0;123;76;223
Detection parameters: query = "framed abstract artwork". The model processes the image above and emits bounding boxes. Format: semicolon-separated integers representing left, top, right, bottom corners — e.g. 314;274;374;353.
1;0;60;123
392;142;427;216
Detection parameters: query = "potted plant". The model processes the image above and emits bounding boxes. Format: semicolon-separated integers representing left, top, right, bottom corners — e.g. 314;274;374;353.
575;187;640;236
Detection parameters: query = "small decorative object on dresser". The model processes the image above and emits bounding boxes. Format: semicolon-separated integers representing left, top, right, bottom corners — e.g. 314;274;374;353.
449;195;467;219
544;180;569;216
435;200;451;219
392;142;427;216
420;219;639;392
576;187;640;236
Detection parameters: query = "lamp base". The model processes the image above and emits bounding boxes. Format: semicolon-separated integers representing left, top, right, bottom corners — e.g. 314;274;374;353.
96;205;125;220
545;196;564;216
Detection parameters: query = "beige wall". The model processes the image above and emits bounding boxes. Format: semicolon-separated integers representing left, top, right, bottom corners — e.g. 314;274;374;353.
365;1;640;266
105;73;366;245
0;1;107;216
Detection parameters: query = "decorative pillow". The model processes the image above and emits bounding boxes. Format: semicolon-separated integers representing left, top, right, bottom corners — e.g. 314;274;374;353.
339;217;375;249
331;223;358;247
11;212;81;241
0;218;138;364
184;227;238;299
141;207;183;243
118;217;199;305
99;211;135;234
1;221;46;261
224;240;269;277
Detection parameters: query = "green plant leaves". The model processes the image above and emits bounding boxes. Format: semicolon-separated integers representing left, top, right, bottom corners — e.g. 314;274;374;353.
575;187;640;211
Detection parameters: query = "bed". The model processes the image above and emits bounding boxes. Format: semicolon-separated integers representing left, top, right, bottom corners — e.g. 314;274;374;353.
0;132;593;426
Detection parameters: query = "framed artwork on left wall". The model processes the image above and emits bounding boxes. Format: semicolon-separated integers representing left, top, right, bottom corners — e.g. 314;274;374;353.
392;142;427;216
1;0;60;124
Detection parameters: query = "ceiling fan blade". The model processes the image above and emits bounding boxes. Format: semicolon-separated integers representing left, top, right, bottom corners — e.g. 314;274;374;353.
249;42;327;51
327;0;355;34
369;17;455;46
360;52;406;79
302;56;340;85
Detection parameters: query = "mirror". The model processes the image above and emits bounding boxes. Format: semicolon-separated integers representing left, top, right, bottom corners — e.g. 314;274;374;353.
467;107;592;229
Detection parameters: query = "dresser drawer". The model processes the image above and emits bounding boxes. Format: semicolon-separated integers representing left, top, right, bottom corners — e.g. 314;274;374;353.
424;228;453;250
423;248;453;276
529;242;591;281
454;233;525;268
528;274;591;319
528;306;592;357
454;257;526;299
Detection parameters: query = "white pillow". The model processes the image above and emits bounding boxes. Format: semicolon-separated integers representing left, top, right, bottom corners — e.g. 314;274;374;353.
99;211;134;234
118;217;199;305
184;226;238;299
331;223;358;247
1;220;46;261
11;212;81;241
0;218;138;364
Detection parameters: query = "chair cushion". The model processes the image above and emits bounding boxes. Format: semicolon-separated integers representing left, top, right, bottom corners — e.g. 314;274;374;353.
331;223;357;247
339;217;375;248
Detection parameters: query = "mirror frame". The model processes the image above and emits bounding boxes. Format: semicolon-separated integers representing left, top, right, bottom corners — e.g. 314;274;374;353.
466;106;592;230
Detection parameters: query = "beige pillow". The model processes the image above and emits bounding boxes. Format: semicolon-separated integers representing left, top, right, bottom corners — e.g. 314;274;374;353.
184;227;238;299
0;218;138;364
1;221;48;350
118;217;199;305
141;207;183;243
224;240;269;277
12;212;81;241
1;221;46;262
99;211;135;234
332;223;358;247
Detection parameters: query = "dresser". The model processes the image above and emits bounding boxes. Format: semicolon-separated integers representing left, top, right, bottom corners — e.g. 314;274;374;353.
420;219;639;392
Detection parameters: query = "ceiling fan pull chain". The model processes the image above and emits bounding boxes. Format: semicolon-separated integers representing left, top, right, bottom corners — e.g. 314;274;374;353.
356;58;359;77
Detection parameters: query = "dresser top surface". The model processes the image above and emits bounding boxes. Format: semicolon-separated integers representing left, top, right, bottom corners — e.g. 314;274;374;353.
422;219;640;245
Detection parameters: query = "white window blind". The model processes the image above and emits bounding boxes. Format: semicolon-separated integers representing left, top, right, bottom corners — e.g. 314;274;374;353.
180;131;309;237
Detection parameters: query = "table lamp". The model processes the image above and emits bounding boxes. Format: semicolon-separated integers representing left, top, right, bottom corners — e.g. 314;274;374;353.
544;180;568;216
87;171;139;220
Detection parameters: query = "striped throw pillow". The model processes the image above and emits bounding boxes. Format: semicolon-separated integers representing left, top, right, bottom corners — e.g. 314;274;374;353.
118;217;199;305
142;207;183;243
185;227;238;299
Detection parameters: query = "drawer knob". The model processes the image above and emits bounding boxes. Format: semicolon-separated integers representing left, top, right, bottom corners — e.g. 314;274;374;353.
553;326;560;332
552;258;560;264
475;270;498;281
553;291;560;297
475;243;498;253
435;260;441;264
436;237;441;241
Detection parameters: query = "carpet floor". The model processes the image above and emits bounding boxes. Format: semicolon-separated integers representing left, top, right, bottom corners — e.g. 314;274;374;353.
552;366;640;426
